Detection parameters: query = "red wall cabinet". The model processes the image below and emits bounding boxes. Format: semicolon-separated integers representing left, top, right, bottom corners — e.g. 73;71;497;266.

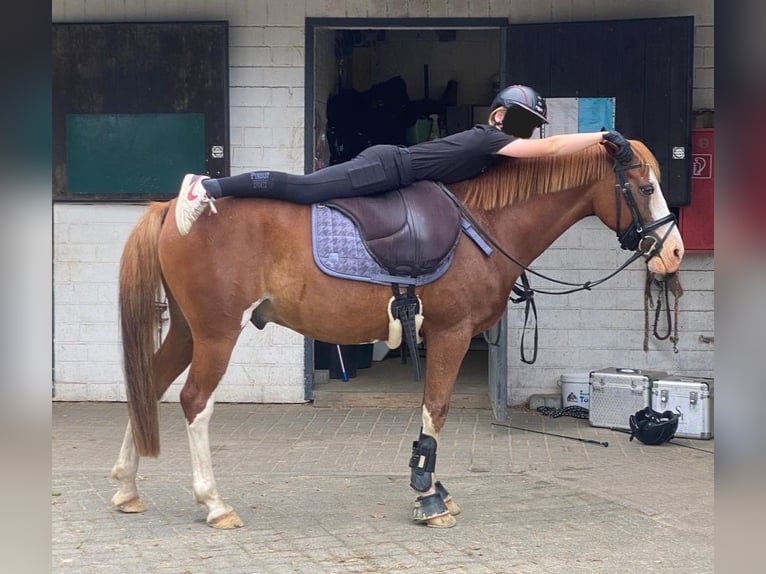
678;128;714;252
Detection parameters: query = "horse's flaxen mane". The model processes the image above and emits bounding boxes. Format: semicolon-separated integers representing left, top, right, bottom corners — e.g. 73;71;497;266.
454;140;659;211
630;139;661;179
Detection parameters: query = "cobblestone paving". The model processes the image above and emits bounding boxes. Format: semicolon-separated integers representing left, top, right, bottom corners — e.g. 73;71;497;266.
52;403;713;573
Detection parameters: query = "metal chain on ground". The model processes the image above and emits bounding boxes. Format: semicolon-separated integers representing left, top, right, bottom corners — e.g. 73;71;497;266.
536;405;590;419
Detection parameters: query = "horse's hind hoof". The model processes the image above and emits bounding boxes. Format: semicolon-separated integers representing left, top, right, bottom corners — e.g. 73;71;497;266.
426;513;457;528
208;510;244;529
115;497;146;514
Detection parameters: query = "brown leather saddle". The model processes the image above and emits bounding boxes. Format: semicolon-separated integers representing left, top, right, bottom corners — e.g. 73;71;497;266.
325;180;461;278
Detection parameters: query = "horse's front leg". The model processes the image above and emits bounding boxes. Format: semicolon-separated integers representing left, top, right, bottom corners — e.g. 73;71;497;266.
409;332;470;528
409;419;461;528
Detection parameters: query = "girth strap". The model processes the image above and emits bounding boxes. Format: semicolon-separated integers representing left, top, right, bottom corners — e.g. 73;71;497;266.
390;284;423;380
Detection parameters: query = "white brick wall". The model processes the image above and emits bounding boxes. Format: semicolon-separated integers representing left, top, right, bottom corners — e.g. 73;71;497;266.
506;219;714;405
52;0;714;404
53;204;305;404
54;204;139;402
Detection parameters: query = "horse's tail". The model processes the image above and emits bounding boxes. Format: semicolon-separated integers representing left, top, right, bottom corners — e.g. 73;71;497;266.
118;202;168;457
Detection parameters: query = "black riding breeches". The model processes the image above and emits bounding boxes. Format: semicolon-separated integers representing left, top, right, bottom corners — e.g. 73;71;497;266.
205;145;414;204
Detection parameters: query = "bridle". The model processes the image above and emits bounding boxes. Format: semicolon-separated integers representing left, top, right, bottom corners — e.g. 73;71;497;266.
613;160;677;260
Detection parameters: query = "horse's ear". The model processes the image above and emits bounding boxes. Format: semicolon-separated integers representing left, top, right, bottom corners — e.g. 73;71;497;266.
601;139;618;154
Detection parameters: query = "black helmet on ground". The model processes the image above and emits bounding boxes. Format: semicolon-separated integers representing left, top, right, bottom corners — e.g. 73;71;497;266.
629;407;679;445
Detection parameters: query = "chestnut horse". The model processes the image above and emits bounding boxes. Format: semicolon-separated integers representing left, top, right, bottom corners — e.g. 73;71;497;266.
112;141;684;529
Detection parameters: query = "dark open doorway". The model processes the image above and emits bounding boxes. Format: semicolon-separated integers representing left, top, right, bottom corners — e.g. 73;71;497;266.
304;18;508;415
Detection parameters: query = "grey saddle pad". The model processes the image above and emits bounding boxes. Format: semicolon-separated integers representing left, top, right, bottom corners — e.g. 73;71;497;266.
311;182;461;286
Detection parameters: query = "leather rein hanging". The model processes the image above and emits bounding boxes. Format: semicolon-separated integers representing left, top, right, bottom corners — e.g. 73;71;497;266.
439;159;680;363
644;270;683;354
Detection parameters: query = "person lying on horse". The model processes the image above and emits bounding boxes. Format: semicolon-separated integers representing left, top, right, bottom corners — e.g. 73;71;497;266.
174;84;633;236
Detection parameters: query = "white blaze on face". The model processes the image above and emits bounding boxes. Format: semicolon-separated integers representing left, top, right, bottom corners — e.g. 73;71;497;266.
647;169;673;231
645;168;684;274
646;168;684;245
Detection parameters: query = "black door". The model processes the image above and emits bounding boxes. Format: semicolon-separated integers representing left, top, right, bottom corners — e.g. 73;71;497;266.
505;17;694;206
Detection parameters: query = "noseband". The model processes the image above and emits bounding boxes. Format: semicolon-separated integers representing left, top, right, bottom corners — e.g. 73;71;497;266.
613;161;677;259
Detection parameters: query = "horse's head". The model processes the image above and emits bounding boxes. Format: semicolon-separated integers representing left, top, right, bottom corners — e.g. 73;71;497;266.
457;141;684;276
594;141;684;276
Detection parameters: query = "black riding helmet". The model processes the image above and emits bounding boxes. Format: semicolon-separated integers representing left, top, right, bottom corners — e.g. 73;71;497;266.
629;407;679;445
491;85;548;136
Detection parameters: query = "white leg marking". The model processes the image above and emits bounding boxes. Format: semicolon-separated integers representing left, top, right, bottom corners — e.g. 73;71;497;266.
421;407;438;439
187;395;233;522
111;420;141;506
420;406;438;495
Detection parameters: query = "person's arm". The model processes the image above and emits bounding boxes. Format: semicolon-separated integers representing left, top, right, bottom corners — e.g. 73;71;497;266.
496;131;607;158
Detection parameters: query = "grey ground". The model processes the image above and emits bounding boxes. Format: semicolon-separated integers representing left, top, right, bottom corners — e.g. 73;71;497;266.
52;402;713;573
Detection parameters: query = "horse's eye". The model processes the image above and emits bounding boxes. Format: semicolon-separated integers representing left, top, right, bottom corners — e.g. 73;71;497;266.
639;184;654;196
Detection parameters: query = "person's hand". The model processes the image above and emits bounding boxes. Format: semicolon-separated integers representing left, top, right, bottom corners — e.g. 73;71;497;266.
601;130;634;164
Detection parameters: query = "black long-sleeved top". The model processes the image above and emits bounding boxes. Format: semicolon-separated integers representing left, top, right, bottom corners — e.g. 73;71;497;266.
406;124;517;184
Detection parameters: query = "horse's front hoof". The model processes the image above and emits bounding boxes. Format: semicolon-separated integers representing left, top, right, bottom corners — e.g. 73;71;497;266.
412;497;461;516
443;496;461;516
425;513;457;528
115;497;146;514
412;492;455;526
208;510;244;529
434;481;461;516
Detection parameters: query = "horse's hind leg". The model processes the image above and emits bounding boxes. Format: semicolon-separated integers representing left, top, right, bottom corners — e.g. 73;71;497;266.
111;420;146;513
180;335;243;529
111;300;193;513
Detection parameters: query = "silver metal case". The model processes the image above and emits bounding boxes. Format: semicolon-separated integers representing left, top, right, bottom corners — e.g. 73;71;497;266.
589;368;667;430
651;376;714;439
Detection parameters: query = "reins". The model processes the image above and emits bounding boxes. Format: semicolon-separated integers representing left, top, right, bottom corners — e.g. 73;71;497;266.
439;181;646;296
